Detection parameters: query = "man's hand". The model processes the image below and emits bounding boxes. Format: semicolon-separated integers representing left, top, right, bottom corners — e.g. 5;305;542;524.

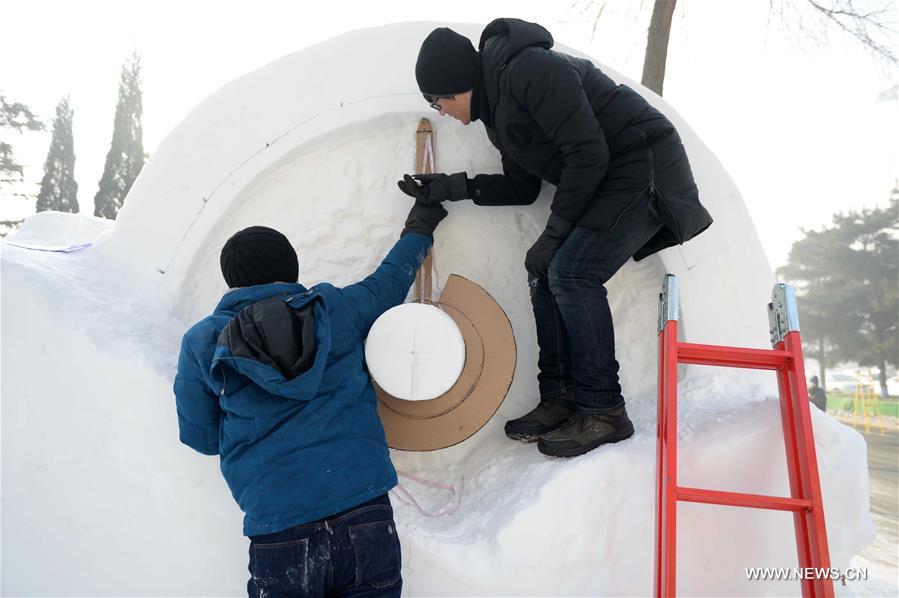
402;200;449;238
397;173;469;204
524;214;574;281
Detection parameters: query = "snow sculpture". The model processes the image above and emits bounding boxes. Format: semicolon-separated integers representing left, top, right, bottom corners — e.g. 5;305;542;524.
1;22;875;597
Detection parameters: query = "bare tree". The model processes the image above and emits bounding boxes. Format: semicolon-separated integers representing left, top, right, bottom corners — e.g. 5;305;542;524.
770;0;897;66
642;0;678;95
573;0;896;99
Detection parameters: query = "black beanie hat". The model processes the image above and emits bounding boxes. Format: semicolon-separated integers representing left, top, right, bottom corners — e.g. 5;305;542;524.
415;27;479;96
220;226;299;288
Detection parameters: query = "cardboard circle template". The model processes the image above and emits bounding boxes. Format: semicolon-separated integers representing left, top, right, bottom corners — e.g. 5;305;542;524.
375;274;517;451
365;303;466;401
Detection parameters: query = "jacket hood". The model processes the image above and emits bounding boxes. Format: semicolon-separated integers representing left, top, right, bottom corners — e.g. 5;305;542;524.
478;18;553;68
210;286;331;400
213;282;306;314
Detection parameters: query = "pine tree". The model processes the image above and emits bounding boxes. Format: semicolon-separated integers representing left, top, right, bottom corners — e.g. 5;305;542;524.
0;96;45;235
830;196;899;396
93;52;145;219
36;97;78;213
778;225;860;388
1;95;44;187
778;192;899;395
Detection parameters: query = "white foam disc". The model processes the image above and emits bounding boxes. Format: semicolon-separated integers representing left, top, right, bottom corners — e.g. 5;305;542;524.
365;303;466;401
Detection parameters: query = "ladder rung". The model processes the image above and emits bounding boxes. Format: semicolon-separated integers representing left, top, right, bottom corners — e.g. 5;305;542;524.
677;486;812;512
677;343;791;370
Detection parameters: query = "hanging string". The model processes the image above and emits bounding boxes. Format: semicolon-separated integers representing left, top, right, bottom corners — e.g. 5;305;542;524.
390;471;463;518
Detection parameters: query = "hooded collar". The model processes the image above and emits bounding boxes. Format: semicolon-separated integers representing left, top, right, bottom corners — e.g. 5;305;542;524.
469;63;491;126
477;18;554;114
210;282;329;401
214;282;308;314
478;18;553;69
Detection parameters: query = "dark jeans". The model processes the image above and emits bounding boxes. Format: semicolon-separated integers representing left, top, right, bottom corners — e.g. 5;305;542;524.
529;188;664;412
247;495;401;598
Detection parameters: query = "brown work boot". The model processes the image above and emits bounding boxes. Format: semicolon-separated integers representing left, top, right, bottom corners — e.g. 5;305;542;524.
504;391;576;443
537;405;635;457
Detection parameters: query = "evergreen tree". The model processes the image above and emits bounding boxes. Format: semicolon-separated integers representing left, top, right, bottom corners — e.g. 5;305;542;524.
37;96;78;213
1;95;44;187
778;225;860;388
830;196;899;395
778;192;899;395
93;52;144;219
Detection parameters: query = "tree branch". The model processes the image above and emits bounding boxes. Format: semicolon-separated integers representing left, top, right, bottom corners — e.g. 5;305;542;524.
804;0;898;65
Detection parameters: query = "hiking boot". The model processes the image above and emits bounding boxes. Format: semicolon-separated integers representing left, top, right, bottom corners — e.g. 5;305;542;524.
504;391;576;443
537;405;635;457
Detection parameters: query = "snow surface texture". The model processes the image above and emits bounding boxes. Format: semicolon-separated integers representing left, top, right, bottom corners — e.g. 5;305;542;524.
365;303;466;401
1;22;877;596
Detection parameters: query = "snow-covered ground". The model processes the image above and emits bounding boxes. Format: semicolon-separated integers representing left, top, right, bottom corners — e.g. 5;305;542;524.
1;22;885;596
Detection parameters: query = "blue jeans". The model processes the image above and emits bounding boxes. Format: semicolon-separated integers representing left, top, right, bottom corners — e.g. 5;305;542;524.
247;495;401;597
529;189;664;412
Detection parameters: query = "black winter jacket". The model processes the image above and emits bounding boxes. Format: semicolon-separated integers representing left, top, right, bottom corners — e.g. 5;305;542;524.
468;18;711;260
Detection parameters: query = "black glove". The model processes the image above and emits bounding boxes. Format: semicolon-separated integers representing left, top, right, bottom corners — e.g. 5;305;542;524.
397;173;469;204
525;214;575;281
402;200;448;237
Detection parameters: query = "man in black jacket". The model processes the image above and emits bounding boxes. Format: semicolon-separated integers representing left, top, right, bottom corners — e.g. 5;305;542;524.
399;19;711;457
808;376;828;412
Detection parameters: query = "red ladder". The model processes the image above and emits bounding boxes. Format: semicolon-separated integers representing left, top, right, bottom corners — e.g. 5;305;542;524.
654;274;833;597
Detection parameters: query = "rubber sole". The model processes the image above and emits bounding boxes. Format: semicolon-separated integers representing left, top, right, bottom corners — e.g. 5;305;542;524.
536;424;635;458
504;419;569;444
504;430;541;443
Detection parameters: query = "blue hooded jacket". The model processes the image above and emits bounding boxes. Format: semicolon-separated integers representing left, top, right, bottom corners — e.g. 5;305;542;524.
174;233;432;536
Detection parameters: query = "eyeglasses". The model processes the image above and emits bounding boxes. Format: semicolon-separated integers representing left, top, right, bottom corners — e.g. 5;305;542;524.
423;94;445;111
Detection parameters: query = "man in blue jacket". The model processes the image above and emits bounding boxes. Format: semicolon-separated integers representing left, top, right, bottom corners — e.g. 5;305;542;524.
173;200;446;597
